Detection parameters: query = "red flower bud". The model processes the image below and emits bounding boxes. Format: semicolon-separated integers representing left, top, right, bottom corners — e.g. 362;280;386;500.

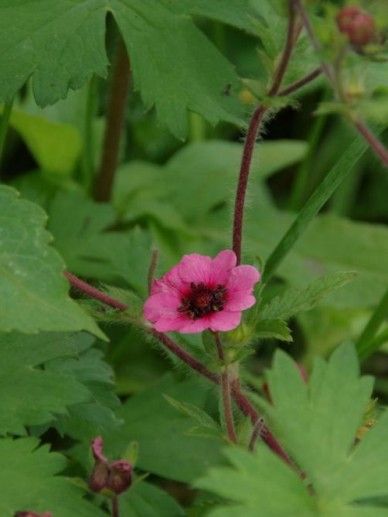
89;436;133;495
336;5;376;47
107;460;133;495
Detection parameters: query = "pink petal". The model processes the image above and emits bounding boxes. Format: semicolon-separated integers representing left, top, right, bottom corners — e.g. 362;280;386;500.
178;316;212;334
210;250;237;284
225;291;256;311
178;253;212;284
153;315;187;332
208;310;242;332
91;436;107;463
152;264;186;295
227;265;261;292
144;293;180;322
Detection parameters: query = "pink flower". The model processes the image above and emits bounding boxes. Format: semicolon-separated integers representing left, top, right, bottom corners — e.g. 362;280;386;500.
144;250;260;333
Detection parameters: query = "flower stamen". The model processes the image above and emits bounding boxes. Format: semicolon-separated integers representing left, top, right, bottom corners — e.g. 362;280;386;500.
179;283;227;320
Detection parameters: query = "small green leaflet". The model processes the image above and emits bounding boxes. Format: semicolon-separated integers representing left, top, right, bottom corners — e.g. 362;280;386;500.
254;318;292;342
261;271;357;320
0;437;104;516
197;344;388;515
0;186;103;336
0;0;244;138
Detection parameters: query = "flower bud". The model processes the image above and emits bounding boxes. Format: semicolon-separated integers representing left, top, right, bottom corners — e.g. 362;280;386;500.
88;436;133;495
336;5;376;47
14;512;52;517
107;460;133;494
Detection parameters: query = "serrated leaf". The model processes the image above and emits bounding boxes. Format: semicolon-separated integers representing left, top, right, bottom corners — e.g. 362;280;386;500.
0;437;104;516
197;344;388;515
254;318;292;342
195;446;314;517
0;0;244;138
0;332;103;435
261;272;357;321
0;186;103;336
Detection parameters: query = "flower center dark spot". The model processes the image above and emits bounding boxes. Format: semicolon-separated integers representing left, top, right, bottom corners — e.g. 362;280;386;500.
178;282;227;320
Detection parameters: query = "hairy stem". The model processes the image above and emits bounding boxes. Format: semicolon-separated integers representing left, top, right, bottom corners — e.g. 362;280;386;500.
232;2;297;264
64;272;128;311
0;98;14;170
152;330;218;383
111;496;119;517
357;288;388;360
94;38;131;201
214;333;237;443
293;0;388;168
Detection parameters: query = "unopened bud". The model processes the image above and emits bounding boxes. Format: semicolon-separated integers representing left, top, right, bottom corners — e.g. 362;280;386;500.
336;5;376;47
89;436;133;495
107;460;133;494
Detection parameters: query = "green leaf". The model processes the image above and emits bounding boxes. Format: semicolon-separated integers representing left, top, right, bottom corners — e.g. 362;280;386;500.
121;480;184;517
0;0;108;105
47;339;122;439
9;106;82;176
254;319;292;342
112;0;243;138
261;272;357;320
195;446;314;517
0;437;104;516
164;394;220;432
0;0;244;138
0;332;113;435
197;344;388;515
105;374;224;483
0;186;102;336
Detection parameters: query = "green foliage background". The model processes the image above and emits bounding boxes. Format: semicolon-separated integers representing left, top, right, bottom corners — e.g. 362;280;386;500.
0;0;388;515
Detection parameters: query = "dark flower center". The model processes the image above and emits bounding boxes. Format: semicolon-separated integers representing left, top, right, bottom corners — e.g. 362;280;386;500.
178;282;227;320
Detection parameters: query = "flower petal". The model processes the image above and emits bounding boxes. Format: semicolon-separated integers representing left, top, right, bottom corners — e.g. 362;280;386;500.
225;291;256;311
178;253;212;284
178;316;212;334
152;264;186;295
208;310;242;332
226;265;261;292
144;293;180;322
210;249;237;284
153;315;187;332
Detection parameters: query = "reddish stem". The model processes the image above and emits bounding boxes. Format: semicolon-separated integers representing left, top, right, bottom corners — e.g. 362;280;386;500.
214;332;237;443
353;119;388;167
64;271;128;311
278;67;322;97
94;38;131;202
111;496;119;517
152;330;219;384
232;3;297;264
232;106;267;264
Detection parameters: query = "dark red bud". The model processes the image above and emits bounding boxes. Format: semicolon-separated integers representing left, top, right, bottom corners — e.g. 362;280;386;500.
15;512;52;517
107;460;133;495
89;460;110;493
89;436;133;495
336;5;376;46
